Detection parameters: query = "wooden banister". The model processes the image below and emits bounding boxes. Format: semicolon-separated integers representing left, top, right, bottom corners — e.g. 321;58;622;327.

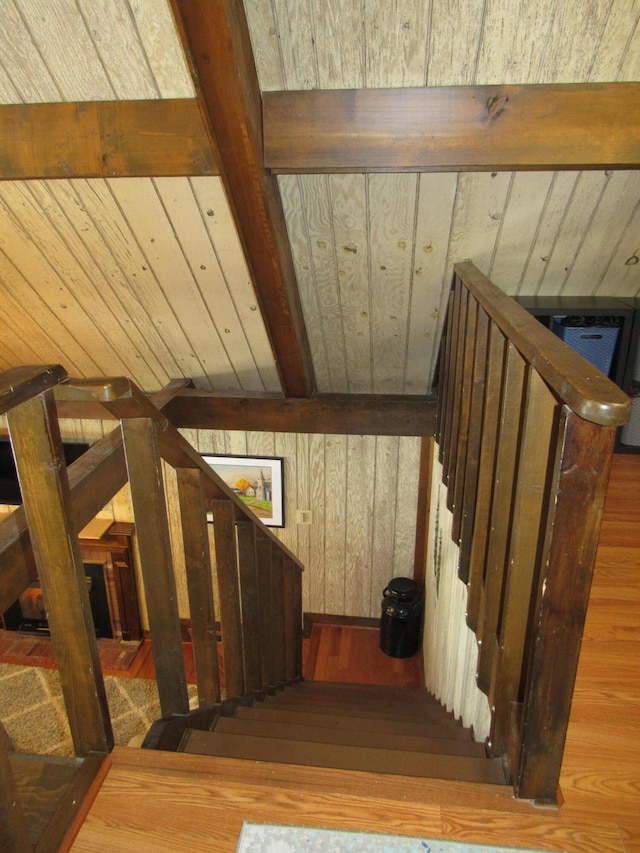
0;367;305;846
454;261;630;427
433;262;630;803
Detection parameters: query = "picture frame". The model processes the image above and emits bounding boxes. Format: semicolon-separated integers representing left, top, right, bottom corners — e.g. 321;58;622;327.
202;454;285;528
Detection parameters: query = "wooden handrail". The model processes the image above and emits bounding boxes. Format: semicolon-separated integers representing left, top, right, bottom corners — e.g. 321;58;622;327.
432;262;629;803
455;261;631;426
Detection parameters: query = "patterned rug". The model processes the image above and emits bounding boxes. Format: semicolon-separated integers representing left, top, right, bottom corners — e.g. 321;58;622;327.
0;661;197;756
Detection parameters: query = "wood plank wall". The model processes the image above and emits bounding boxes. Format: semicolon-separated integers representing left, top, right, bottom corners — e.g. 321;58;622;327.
1;416;422;623
176;428;422;620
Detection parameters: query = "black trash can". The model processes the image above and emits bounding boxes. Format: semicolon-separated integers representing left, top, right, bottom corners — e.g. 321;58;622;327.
379;577;423;658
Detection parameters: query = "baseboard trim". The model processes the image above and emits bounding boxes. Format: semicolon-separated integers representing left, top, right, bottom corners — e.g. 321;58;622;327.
303;612;379;637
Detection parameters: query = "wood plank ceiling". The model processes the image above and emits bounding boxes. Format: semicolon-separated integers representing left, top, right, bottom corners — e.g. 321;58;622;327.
0;0;639;399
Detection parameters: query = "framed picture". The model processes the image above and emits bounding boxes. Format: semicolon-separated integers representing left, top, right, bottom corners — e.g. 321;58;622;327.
202;454;285;527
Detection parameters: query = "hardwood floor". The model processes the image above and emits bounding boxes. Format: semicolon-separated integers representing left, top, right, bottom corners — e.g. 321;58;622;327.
70;453;640;853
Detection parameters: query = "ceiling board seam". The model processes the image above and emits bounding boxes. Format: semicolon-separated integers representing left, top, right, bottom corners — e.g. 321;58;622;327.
77;178;183;380
123;0;163;98
487;172;516;281
592;189;640;297
557;172;612;297
532;172;580;296
422;0;434;87
74;0;117;100
0;186;116;375
326;175;350;392
105;179;210;386
365;174;374;394
186;176;264;389
12;0;65;101
27;179;163;387
152;176;241;390
514;173;558;297
585;0;616;82
471;0;489;84
534;0;560;83
402;173;423;393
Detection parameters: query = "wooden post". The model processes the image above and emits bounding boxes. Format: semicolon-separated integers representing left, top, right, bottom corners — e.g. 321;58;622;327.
176;467;220;706
210;500;244;698
236;520;262;693
255;532;275;689
7;392;112;755
121;418;189;718
514;412;618;802
488;371;557;755
271;546;287;685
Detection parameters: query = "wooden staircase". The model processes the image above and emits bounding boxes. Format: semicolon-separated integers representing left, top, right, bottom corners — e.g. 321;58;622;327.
151;682;508;787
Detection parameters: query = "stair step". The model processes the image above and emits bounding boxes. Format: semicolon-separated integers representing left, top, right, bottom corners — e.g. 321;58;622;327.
269;684;447;715
235;704;464;736
182;730;507;785
292;681;438;705
214;716;485;756
262;695;454;724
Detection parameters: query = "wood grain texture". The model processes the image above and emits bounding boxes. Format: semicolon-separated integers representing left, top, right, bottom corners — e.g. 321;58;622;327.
264;84;640;172
0;100;214;180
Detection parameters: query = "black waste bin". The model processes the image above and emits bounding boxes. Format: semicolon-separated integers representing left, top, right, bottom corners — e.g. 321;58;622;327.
379;577;423;658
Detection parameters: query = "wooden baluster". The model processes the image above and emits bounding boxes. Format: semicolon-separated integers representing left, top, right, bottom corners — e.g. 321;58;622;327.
283;556;296;682
441;281;461;474
458;305;490;583
293;564;303;679
0;736;32;853
255;532;275;689
236;520;262;693
7;391;112;754
514;412;617;802
487;371;557;756
436;292;453;454
476;342;527;693
445;280;467;492
271;546;287;685
451;295;478;539
466;322;506;631
121;418;189;717
176;467;220;706
210;500;244;698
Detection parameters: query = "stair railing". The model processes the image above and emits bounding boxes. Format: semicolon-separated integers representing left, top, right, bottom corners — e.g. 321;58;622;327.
0;366;303;850
434;261;630;802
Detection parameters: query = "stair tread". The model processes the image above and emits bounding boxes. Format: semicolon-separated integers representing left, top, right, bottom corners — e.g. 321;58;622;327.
214;717;484;756
294;681;436;702
182;730;507;786
261;696;456;723
236;705;465;736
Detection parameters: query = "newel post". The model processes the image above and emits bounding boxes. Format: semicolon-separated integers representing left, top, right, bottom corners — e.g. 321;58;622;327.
513;408;617;802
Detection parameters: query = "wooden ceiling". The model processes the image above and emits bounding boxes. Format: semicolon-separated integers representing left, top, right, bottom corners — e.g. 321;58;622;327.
0;0;638;414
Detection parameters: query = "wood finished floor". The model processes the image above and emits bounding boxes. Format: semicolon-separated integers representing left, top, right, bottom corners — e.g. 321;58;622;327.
70;453;640;853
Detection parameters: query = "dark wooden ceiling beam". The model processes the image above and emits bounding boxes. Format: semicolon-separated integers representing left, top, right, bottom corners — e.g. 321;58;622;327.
168;0;316;399
0;99;215;180
160;391;436;436
263;83;640;173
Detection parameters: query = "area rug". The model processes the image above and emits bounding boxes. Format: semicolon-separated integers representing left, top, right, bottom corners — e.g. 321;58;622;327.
236;824;559;853
0;661;197;756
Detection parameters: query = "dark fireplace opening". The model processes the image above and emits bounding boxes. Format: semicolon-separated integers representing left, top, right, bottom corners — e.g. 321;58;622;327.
3;561;113;639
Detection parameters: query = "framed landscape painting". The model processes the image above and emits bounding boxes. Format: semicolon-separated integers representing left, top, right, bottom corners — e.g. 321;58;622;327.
202;454;285;527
